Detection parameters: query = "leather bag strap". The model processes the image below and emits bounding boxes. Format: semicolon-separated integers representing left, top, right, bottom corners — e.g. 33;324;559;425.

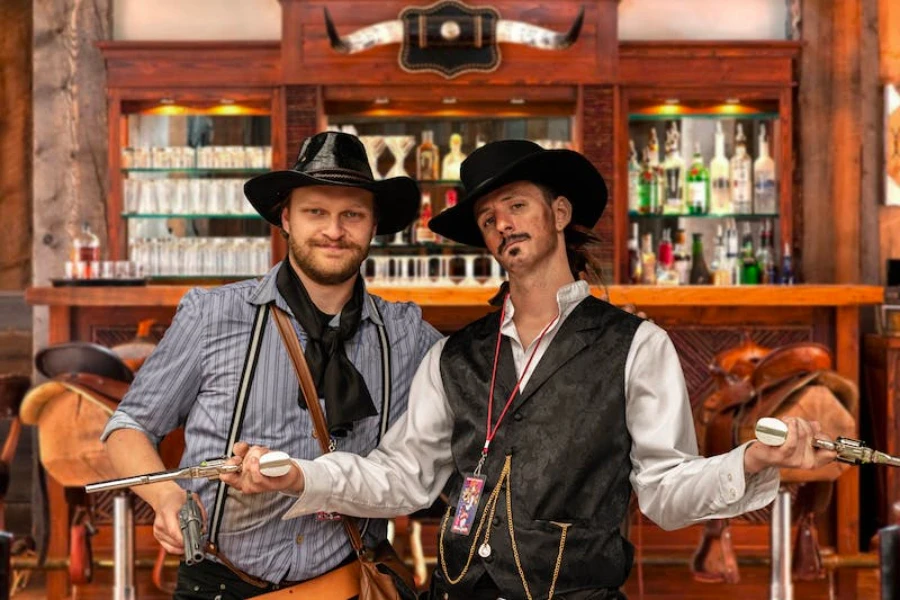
270;305;367;555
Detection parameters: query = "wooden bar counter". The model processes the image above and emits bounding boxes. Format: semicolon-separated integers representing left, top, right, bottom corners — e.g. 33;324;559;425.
25;283;883;599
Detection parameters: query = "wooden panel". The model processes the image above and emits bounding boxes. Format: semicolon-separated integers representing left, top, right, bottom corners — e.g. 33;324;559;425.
0;0;32;290
281;0;617;85
619;42;800;87
881;0;900;83
26;284;885;309
98;42;281;88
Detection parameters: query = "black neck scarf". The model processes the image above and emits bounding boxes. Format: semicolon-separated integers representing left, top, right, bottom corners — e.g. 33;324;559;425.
275;259;376;436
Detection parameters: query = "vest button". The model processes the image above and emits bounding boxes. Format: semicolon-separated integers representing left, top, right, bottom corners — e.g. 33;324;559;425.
514;412;523;421
483;553;494;563
492;516;501;528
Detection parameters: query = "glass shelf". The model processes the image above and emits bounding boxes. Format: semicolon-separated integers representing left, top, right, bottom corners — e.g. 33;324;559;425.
629;212;779;219
628;113;779;122
122;168;270;175
123;213;262;220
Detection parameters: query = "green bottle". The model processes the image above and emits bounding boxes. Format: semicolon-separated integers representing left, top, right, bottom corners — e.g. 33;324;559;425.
689;233;711;284
687;142;710;215
739;223;760;284
638;149;658;215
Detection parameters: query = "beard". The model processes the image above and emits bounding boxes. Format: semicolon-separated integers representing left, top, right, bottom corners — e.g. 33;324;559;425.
288;235;368;285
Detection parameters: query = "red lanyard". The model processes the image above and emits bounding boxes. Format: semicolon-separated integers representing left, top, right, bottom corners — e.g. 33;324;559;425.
474;294;559;475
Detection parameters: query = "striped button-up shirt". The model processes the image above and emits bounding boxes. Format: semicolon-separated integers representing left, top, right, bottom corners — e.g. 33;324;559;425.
101;266;441;583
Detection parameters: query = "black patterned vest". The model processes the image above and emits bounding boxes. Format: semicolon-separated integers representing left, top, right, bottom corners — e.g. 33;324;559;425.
437;296;643;599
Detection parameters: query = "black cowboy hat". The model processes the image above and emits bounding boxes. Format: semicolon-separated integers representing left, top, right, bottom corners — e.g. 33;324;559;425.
244;131;421;236
428;140;608;247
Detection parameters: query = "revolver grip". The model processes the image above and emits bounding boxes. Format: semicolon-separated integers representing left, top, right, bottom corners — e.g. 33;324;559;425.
178;493;205;566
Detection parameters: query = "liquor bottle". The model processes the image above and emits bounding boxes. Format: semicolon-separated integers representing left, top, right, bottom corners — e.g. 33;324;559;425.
647;128;663;213
640;232;657;285
756;220;774;283
475;133;488;149
779;242;794;284
730;124;753;214
72;220;101;279
710;122;731;214
725;218;740;285
711;225;731;285
739;222;760;284
416;130;440;181
628;140;641;214
689;233;712;284
672;227;691;285
657;229;679;285
638;149;658;215
441;133;466;181
627;222;642;284
687;142;710;215
415;193;435;243
753;124;777;214
662;122;685;215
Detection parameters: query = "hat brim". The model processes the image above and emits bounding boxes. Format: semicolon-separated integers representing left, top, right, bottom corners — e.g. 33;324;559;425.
35;342;134;383
244;171;421;236
428;150;607;247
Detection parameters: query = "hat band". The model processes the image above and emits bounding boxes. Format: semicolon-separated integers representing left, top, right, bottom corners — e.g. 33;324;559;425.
304;168;373;186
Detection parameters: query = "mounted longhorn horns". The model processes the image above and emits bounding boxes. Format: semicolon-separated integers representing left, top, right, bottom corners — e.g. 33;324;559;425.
323;5;585;55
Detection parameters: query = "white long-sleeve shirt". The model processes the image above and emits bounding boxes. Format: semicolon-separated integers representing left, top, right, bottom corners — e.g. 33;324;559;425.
284;281;780;530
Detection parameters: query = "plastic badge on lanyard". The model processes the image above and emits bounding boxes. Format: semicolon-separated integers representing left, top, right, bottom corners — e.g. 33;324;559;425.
451;295;558;536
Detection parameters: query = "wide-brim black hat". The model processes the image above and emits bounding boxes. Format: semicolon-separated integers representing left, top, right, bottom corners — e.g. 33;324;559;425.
428;140;607;247
245;131;421;236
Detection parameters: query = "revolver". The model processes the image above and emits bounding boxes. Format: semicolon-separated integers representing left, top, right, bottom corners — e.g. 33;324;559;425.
84;458;240;494
178;491;205;566
755;417;900;466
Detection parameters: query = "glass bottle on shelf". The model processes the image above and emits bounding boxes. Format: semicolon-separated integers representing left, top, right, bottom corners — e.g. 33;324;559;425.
711;225;731;285
710;122;731;214
739;222;761;284
779;242;794;284
640;232;657;285
416;192;435;243
662;122;685;215
753;124;777;214
638;149;658;215
656;229;679;285
416;130;440;181
647;128;663;213
725;218;740;285
689;233;711;285
441;133;466;181
628;140;641;214
687;142;710;215
730;124;753;214
672;226;691;285
475;133;488;149
758;220;778;283
72;221;101;279
627;222;642;284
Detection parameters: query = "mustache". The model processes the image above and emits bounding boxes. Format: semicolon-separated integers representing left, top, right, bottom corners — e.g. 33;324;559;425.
497;233;530;254
308;238;362;251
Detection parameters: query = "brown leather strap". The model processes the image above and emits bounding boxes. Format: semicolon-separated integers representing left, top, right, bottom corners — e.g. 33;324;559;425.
205;541;270;588
270;306;367;555
254;560;361;599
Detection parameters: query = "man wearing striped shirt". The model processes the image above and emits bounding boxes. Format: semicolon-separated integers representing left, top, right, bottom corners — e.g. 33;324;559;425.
102;132;440;599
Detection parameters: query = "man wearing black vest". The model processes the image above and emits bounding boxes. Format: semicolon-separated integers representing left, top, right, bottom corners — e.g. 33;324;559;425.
225;140;835;599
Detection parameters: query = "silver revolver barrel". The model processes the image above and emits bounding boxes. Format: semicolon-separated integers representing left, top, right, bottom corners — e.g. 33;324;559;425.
85;458;240;494
178;491;205;566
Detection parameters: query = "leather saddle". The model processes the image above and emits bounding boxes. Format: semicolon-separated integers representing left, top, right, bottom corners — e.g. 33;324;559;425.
20;325;158;586
690;336;857;584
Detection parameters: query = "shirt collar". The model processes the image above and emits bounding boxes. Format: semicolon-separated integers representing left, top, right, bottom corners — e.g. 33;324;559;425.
500;280;590;332
248;264;382;326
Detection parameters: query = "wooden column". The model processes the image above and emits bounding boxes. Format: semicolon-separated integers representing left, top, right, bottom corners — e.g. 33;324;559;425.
832;1;862;284
0;0;32;290
880;0;900;281
33;2;112;596
581;86;616;283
